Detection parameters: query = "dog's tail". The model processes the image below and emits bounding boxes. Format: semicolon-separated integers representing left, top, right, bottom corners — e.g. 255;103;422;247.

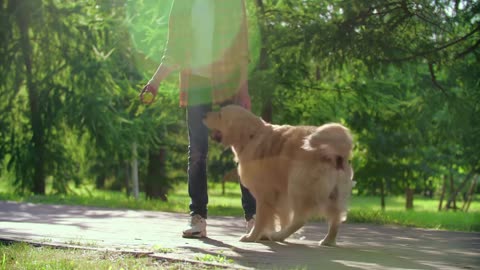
302;123;353;170
303;123;355;221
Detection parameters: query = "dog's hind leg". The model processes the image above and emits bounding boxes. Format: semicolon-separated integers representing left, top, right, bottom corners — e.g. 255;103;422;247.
320;171;353;246
269;196;309;242
320;193;343;246
270;181;312;241
269;211;306;241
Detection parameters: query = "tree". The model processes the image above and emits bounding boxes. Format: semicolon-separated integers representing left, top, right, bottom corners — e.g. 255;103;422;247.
1;0;478;204
0;0;178;195
245;0;479;209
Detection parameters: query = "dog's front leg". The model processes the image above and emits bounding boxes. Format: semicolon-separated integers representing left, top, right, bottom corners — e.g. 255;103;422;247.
240;202;270;242
320;216;340;246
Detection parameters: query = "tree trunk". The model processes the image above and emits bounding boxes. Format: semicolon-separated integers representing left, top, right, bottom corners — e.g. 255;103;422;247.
144;148;168;201
95;173;106;189
15;0;46;194
438;175;446;211
315;65;321;81
125;161;131;197
405;187;414;210
131;142;139;200
446;173;455;210
254;0;273;123
462;175;478;212
423;176;433;198
446;171;473;210
380;179;386;211
262;99;273;123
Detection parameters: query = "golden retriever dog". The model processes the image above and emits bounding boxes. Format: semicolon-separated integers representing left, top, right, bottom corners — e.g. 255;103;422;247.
203;105;354;246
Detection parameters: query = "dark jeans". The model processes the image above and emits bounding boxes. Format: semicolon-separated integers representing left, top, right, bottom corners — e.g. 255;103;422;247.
186;76;256;220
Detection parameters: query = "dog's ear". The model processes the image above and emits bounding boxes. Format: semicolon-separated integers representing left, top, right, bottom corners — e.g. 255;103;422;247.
242;121;256;139
221;107;265;147
226;118;262;147
214;116;237;146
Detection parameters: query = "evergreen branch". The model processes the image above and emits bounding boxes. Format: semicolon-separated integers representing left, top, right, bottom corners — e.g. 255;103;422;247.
455;37;480;59
380;23;480;62
428;62;448;96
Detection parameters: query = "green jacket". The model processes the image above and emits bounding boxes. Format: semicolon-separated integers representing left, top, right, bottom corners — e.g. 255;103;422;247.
161;0;250;107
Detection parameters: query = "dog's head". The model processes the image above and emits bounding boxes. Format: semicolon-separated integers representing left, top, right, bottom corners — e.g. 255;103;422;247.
203;105;264;148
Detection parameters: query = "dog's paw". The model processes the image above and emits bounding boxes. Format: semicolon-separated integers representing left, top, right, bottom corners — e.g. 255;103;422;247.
319;238;336;247
239;234;255;242
269;232;286;242
260;234;270;241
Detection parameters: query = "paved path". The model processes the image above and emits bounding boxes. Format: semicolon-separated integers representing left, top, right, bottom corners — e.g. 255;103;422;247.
0;201;479;269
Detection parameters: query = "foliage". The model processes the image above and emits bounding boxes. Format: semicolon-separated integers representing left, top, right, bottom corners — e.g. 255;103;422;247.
250;0;479;205
0;0;478;211
0;0;184;196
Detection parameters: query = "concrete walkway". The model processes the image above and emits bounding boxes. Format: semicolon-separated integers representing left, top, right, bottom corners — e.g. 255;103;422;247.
0;201;479;269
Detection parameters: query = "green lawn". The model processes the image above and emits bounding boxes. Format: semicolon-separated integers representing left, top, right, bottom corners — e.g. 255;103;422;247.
0;242;219;270
0;181;479;232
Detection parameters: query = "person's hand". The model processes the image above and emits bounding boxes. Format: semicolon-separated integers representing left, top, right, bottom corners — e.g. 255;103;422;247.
139;83;158;105
237;82;251;110
238;90;251;110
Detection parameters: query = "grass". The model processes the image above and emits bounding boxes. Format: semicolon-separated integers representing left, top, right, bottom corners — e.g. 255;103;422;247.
0;242;220;270
195;253;234;264
1;181;479;232
347;195;480;231
152;244;175;254
64;239;99;248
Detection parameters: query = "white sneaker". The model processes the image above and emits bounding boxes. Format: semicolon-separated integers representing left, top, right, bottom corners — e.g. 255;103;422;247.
182;214;207;238
246;215;255;233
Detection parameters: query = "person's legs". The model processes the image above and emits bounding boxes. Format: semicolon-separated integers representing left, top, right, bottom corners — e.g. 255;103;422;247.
241;184;256;220
187;103;211;218
242;183;257;233
183;76;212;238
